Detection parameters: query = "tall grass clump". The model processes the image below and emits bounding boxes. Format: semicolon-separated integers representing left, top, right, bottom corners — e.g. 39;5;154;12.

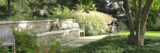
51;6;114;36
75;11;114;36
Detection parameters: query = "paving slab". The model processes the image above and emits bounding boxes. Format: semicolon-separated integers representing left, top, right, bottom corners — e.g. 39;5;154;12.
61;35;108;47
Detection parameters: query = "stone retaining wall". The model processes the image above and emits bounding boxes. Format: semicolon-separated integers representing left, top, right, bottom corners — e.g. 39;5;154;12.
37;29;80;46
0;20;58;33
0;19;81;45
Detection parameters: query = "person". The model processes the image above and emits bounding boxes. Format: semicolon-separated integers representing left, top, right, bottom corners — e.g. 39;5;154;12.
108;18;119;34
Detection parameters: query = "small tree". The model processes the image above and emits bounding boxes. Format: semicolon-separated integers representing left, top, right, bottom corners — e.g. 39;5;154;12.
8;0;11;16
117;0;153;46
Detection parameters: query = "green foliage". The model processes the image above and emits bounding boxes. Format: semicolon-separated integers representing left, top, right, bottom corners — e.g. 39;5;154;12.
76;3;96;13
51;5;76;19
12;30;61;53
0;0;34;20
13;30;38;52
77;0;96;12
150;26;160;31
0;0;8;20
131;0;160;31
119;21;127;30
147;10;160;31
51;6;113;36
93;0;120;18
151;0;160;10
56;0;78;9
0;46;10;53
146;0;160;31
57;0;96;13
73;36;160;53
11;1;33;20
0;5;8;20
78;16;107;35
37;37;61;53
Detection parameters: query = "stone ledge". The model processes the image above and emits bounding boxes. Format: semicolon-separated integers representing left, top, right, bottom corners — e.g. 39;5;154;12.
36;28;80;45
0;20;56;25
37;28;80;37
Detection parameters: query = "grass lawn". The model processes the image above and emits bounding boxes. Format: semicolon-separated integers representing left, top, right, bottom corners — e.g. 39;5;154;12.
64;31;160;53
120;31;160;37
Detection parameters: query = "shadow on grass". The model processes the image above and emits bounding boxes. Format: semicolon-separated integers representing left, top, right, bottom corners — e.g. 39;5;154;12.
73;36;160;53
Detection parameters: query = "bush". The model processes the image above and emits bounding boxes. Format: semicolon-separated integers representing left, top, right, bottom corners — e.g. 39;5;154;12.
75;11;113;36
51;6;114;36
13;30;38;52
0;0;8;20
76;0;96;13
149;26;160;31
12;30;61;53
51;5;76;19
119;21;128;31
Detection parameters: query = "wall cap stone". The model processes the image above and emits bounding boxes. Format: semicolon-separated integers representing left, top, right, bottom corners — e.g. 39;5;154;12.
37;28;80;37
0;20;56;25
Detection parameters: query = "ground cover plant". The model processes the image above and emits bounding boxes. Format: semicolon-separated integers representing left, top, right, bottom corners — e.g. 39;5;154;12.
64;32;160;53
0;30;61;53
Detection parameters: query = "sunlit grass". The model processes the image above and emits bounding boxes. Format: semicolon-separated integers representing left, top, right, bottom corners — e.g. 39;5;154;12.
120;31;160;37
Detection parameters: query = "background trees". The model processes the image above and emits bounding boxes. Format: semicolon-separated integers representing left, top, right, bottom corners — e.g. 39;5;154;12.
147;0;160;30
0;0;159;32
0;0;9;20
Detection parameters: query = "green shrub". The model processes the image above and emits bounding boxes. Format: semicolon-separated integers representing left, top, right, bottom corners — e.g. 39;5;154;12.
51;5;76;19
0;46;10;53
12;30;61;53
76;0;96;13
75;11;113;36
51;6;113;36
119;21;128;31
13;30;38;52
0;0;8;20
149;26;160;31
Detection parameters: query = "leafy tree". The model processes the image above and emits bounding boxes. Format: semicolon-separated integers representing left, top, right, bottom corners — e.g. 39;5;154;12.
117;0;153;46
57;0;96;12
0;0;8;20
57;0;78;9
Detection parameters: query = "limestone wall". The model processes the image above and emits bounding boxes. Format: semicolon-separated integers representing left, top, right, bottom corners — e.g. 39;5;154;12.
0;20;58;33
0;19;81;45
37;29;80;46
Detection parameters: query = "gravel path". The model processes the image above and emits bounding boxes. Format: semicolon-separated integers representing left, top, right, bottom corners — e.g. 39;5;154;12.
61;35;108;47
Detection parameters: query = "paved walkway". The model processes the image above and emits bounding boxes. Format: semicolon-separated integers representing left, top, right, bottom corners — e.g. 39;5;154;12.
61;35;108;47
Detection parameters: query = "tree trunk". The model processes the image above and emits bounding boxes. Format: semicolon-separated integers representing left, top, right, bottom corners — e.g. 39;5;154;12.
8;0;11;17
117;0;153;46
122;0;137;45
137;0;153;46
18;0;21;20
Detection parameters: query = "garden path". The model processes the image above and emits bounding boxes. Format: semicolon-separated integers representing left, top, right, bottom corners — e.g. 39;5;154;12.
61;35;108;47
